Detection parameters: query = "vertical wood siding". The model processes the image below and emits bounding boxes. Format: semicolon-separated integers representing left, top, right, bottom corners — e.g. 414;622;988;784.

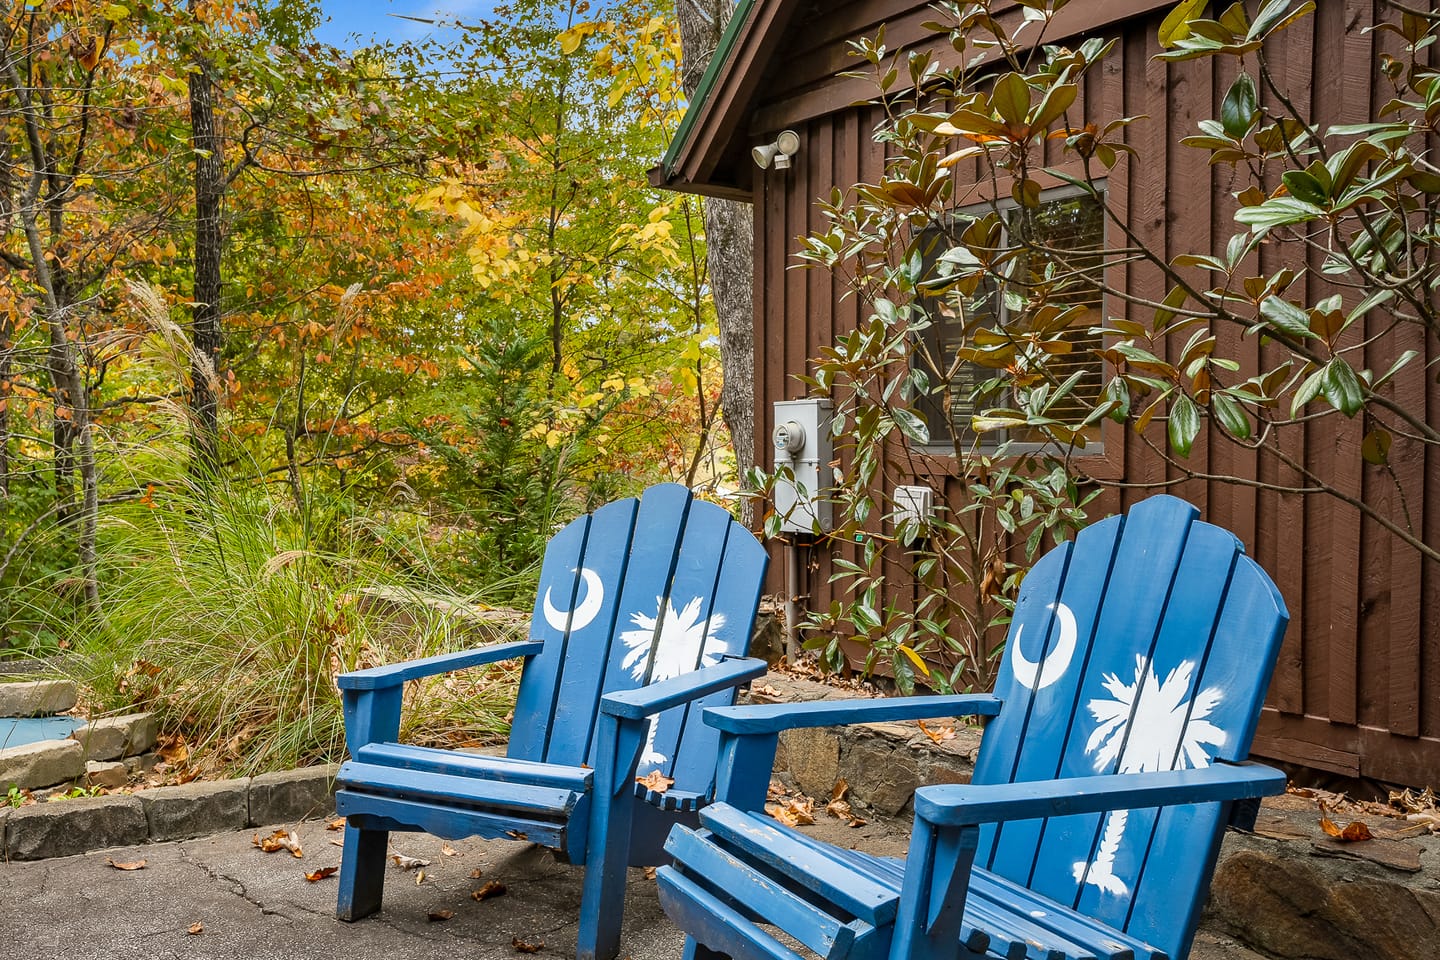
745;1;1440;787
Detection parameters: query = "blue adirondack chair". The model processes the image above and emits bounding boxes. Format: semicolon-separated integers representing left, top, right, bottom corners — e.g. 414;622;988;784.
657;495;1289;960
333;483;769;960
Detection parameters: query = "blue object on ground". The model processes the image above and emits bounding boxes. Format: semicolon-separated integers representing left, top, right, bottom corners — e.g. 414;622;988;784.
334;483;770;960
657;494;1292;960
0;715;83;750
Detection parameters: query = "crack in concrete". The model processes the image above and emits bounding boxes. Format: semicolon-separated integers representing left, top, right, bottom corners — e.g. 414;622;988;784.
177;844;296;925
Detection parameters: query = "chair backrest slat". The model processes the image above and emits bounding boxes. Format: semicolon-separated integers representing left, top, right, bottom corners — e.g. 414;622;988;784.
509;484;767;795
971;496;1287;960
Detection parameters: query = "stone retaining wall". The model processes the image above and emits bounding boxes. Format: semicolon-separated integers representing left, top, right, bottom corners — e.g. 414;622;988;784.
0;763;338;861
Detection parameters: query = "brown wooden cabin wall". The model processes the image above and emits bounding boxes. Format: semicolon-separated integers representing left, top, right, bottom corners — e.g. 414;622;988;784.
745;0;1439;787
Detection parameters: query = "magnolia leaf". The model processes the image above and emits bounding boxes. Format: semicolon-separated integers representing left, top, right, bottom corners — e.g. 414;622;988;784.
1221;72;1258;139
1211;393;1251;439
1361;427;1392;466
1322;358;1364;416
891;407;931;444
1259;297;1316;340
1159;0;1210;47
1168;394;1201;457
992;73;1031;127
897;644;931;677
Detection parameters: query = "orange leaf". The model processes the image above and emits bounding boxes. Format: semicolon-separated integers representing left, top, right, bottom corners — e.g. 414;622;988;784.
106;858;147;871
472;880;507;901
636;770;675;793
187;922;204;936
1318;802;1374;842
428;910;454;922
512;938;545;953
304;866;339;882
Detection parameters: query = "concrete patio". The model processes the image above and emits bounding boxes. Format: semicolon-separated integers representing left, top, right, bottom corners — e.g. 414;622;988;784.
0;814;1273;960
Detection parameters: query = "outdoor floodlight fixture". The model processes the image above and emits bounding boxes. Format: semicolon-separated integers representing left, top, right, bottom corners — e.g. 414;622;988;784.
752;129;801;170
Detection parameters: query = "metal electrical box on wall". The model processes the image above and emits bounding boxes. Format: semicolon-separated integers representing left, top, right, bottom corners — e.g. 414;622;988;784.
772;398;834;534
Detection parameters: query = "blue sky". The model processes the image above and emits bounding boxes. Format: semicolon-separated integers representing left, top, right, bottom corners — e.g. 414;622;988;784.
313;1;504;48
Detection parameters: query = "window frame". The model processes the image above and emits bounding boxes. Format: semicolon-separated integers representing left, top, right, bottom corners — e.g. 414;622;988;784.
912;179;1112;460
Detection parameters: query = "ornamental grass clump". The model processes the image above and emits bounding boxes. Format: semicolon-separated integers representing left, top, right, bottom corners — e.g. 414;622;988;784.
68;477;520;776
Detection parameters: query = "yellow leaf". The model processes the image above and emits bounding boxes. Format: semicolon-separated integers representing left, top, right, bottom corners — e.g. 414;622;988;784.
898;645;931;678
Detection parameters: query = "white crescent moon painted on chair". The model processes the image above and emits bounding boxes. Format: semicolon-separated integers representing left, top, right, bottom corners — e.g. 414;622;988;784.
542;568;604;632
1009;601;1077;691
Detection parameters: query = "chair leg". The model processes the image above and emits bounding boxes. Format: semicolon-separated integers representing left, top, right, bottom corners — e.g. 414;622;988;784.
684;936;731;960
575;816;630;960
336;823;389;921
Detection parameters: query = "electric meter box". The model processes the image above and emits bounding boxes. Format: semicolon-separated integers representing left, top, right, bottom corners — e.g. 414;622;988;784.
772;398;834;534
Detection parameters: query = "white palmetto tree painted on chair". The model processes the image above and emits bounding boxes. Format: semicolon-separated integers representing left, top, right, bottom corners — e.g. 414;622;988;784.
621;596;728;769
1072;655;1227;896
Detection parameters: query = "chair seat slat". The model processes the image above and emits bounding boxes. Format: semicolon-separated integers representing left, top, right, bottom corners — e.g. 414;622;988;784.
356;743;592;792
698;804;900;925
337;793;570;849
337;762;579;818
666;825;859;959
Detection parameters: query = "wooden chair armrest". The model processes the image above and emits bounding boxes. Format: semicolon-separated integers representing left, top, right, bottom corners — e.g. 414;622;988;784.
600;657;767;719
702;693;1003;735
912;761;1286;827
336;640;544;691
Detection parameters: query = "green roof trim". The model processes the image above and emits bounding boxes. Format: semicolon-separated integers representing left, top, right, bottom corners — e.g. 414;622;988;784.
660;0;759;181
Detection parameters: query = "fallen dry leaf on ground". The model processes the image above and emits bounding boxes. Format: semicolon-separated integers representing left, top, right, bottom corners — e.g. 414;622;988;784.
304;867;338;882
254;829;302;857
441;842;459;857
187;922;203;936
636;770;675;793
105;858;147;871
1319;802;1374;842
326;818;346;831
428;910;454;922
472;880;507;901
414;869;426;885
390;853;431;870
766;795;815;827
512;938;544;953
469;868;484;879
917;720;956;743
643;866;657;880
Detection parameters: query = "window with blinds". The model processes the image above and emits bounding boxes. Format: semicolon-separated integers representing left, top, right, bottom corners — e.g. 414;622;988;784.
914;187;1106;452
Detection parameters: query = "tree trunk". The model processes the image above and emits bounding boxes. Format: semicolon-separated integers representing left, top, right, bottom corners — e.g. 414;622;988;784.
676;0;756;521
188;4;224;477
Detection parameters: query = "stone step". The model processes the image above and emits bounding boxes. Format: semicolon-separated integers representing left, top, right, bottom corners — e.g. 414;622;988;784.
0;679;77;717
69;713;157;761
0;738;85;791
